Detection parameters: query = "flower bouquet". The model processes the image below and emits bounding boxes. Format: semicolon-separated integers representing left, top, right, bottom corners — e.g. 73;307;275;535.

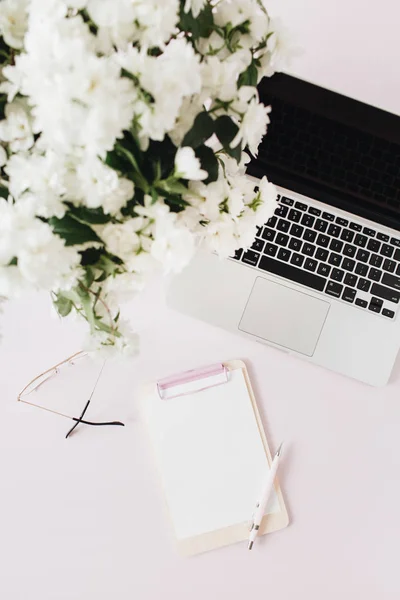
0;0;289;353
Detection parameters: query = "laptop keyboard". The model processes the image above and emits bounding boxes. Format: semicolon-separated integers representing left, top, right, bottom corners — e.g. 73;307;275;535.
231;194;400;319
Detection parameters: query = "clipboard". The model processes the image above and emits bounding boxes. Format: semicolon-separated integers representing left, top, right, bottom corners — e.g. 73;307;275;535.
141;360;289;556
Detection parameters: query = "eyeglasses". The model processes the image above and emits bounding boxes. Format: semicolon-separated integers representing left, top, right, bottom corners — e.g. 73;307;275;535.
17;351;125;438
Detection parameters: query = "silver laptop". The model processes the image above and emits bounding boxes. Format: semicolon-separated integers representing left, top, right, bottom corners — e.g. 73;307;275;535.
168;74;400;386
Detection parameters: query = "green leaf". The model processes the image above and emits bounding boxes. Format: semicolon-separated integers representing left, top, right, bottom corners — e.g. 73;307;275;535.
49;215;102;247
238;63;258;88
53;294;73;317
157;179;189;195
164;196;190;213
66;204;110;225
0;185;8;199
179;3;214;40
214;115;239;148
226;143;241;162
8;257;18;266
194;145;219;184
182;112;215;149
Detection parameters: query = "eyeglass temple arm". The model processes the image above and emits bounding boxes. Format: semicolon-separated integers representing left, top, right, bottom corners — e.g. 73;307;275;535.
65;399;125;439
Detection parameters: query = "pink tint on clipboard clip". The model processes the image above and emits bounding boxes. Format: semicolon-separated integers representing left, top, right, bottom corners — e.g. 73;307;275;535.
157;363;229;400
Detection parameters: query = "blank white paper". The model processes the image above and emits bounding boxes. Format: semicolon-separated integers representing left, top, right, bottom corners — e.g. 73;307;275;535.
143;368;280;540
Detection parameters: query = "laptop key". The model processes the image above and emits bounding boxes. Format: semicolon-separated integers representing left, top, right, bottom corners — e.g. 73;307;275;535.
277;219;290;233
322;212;335;221
301;214;315;228
397;264;400;276
394;249;400;261
258;256;326;292
381;273;400;290
355;262;368;276
341;229;355;242
343;244;357;257
276;233;289;246
349;222;362;231
354;234;367;247
382;308;395;318
264;243;278;257
327;224;341;238
242;250;260;266
266;216;277;227
303;229;317;243
325;281;343;298
289;238;302;251
288;209;302;223
295;201;308;211
280;196;294;206
344;273;357;287
342;287;356;303
316;234;330;247
330;239;343;252
357;278;371;292
232;249;243;260
317;263;331;277
302;243;316;256
369;254;383;268
315;248;329;262
290;224;304;238
363;227;376;237
277;248;291;262
383;259;396;273
371;283;400;303
356;249;370;263
355;298;368;308
336;217;348;227
275;205;288;218
252;239;265;253
262;227;276;241
377;232;389;242
290;253;304;267
304;258;317;272
390;237;400;247
367;239;381;252
309;207;321;216
381;244;393;257
331;268;344;282
315;219;328;232
342;258;355;271
368;268;382;282
328;253;342;267
369;298;382;313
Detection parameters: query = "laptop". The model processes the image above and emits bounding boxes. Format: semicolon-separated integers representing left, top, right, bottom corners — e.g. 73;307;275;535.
167;73;400;386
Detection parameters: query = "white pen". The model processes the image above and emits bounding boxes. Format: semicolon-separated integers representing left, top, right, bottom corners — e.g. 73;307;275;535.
248;442;283;550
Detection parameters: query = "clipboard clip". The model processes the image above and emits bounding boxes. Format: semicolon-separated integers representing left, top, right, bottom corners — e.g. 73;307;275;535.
157;363;229;400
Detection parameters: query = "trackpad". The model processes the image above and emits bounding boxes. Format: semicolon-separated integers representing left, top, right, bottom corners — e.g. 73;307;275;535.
239;277;330;356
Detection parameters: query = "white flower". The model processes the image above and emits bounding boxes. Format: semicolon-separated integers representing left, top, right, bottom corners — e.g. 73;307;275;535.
0;0;29;49
0;63;24;102
267;18;296;72
100;219;143;259
231;96;271;156
6;150;68;218
0;146;7;167
174;147;207;181
256;176;278;223
0;98;34;152
84;318;140;358
0;198;81;294
151;225;195;274
184;0;206;17
74;158;134;215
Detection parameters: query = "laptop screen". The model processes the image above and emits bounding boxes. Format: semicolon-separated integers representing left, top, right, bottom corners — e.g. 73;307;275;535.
249;74;400;231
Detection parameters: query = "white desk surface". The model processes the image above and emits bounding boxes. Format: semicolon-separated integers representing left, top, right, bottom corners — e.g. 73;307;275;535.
1;2;400;599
